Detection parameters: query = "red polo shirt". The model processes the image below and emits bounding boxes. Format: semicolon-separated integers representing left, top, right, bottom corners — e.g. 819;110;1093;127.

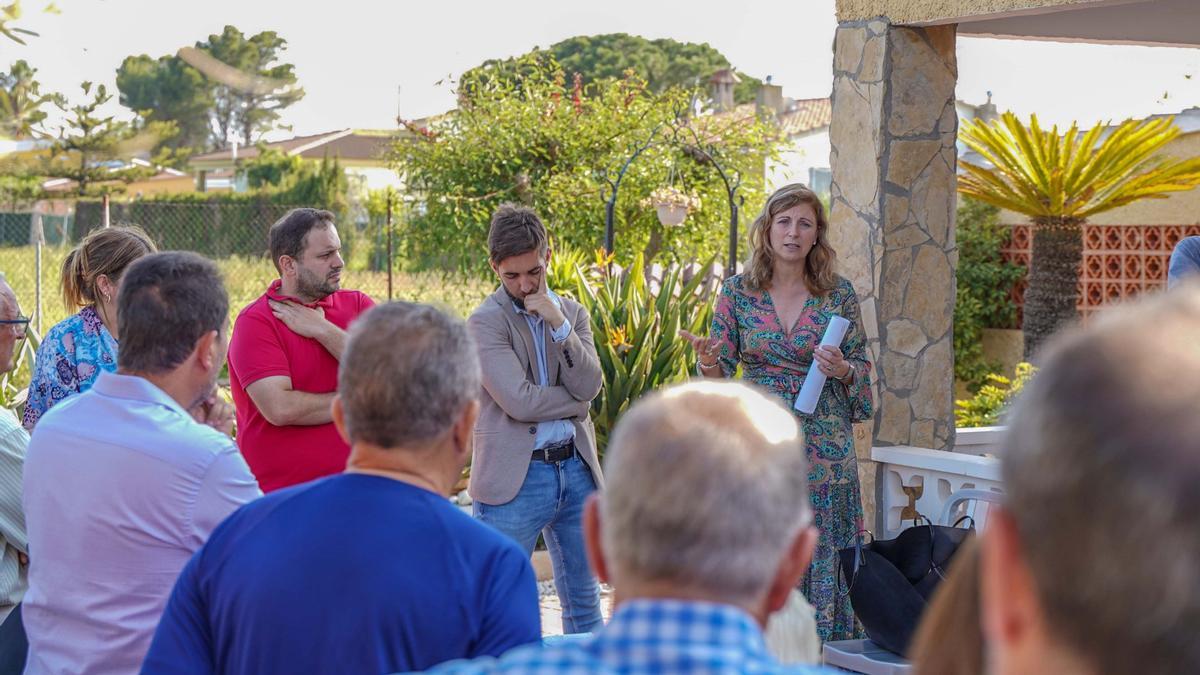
228;280;374;492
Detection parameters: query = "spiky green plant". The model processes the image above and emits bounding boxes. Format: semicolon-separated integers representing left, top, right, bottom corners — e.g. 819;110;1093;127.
572;252;715;454
959;112;1200;356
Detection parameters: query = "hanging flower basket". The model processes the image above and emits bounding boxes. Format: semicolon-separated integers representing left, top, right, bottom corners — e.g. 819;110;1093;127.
655;202;688;226
641;186;702;227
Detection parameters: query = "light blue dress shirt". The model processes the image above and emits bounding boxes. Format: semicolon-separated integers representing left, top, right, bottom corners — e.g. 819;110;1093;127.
21;371;261;675
512;290;575;450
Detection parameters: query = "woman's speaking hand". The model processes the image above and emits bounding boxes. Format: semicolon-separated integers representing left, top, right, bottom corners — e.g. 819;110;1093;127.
679;330;721;369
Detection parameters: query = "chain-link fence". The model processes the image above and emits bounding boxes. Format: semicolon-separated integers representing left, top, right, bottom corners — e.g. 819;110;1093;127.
0;200;411;334
0;198;496;404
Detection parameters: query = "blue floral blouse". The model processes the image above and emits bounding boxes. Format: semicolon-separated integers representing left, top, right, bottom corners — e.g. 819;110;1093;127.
23;306;118;429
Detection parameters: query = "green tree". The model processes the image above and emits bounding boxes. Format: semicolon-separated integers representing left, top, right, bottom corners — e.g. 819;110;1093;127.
116;53;213;152
0;59;59;139
393;59;779;275
959;112;1200;356
465;33;763;105
194;25;304;148
953;197;1024;390
42;82;158;197
243;145;347;211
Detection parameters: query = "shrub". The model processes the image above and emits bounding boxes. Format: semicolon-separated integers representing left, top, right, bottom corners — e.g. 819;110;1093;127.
954;362;1036;428
955;197;1025;391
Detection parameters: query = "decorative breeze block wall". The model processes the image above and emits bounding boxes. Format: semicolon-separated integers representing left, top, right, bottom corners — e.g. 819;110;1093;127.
1002;223;1200;325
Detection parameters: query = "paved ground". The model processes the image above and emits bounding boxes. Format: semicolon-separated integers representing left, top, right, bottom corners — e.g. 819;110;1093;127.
531;551;613;637
539;582;614;637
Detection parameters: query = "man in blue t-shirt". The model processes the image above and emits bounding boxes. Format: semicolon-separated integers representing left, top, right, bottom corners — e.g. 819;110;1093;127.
142;303;541;674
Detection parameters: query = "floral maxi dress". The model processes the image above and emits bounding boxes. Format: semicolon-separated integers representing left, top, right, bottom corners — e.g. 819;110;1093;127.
708;274;874;642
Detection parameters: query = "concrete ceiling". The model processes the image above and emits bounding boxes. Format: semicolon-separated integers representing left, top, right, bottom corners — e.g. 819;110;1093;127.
948;0;1200;47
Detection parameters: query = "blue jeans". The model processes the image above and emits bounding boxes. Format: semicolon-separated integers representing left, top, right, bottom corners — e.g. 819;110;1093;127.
474;455;603;634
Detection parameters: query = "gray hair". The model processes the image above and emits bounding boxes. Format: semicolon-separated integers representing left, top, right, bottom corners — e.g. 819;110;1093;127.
1001;287;1200;675
338;302;480;448
601;380;811;603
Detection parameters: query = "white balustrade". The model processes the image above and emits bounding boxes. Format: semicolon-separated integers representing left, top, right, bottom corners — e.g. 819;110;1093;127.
871;436;1004;539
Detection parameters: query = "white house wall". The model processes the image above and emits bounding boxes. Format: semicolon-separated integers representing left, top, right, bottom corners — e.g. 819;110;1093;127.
767;131;833;193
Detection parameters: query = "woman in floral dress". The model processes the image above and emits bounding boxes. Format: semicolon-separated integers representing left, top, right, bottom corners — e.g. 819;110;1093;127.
682;183;874;641
23;226;156;429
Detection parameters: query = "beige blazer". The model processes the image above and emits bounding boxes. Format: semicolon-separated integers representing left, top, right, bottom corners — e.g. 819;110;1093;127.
466;287;604;505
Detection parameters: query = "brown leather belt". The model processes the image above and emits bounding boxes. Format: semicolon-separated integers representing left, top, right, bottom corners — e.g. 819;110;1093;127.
532;440;576;463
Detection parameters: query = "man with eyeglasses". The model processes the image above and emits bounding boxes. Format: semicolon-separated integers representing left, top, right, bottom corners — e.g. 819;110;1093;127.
0;273;30;672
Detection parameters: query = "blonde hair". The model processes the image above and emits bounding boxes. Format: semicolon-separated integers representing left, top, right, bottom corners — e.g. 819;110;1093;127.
744;183;836;296
61;226;157;309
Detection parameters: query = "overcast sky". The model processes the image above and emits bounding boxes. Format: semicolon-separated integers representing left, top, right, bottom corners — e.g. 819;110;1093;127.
9;0;1200;140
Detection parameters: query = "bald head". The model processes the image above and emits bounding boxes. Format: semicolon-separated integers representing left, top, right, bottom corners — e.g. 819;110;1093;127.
600;380;811;604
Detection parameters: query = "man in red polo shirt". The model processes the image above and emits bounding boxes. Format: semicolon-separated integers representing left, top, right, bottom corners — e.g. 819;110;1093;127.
228;208;374;491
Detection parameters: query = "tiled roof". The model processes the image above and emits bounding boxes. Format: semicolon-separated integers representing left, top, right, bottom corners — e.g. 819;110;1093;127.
189;129;399;165
778;98;831;136
708;98;832;138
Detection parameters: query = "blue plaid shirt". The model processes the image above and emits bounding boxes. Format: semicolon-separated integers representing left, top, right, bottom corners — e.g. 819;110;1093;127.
422;598;834;674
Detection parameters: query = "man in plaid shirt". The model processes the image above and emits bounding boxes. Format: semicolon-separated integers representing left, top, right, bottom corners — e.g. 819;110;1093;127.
427;380;833;674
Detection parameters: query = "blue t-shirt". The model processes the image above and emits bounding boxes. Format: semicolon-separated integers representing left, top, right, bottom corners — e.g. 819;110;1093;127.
141;474;541;674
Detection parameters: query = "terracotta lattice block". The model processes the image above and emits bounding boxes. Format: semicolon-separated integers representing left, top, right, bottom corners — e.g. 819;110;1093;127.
1084;226;1104;250
1102;226;1123;250
1104;282;1123;302
1084;282;1105;307
1145;256;1166;281
1083;254;1104;280
1164;226;1184;249
1143;227;1163;251
1123;255;1143;281
1011;225;1031;250
1122;227;1143;250
1103;254;1123;280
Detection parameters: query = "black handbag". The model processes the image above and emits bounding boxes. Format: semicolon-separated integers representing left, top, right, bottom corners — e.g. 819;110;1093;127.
837;515;974;656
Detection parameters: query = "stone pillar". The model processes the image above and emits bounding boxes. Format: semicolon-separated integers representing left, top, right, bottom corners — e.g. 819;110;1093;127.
828;20;958;461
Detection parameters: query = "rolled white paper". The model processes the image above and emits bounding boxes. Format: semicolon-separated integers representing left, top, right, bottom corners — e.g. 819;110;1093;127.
794;314;851;414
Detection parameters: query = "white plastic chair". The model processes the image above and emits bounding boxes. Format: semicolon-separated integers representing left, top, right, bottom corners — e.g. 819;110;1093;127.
938;488;1004;530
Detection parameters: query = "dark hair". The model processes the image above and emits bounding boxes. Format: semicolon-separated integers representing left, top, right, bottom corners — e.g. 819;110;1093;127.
117;252;229;375
1000;289;1200;675
268;208;336;274
487;203;547;264
339;302;480;448
61;226;157;309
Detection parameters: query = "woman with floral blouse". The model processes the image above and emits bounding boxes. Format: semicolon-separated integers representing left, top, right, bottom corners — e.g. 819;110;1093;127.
681;183;874;641
23;226;156;429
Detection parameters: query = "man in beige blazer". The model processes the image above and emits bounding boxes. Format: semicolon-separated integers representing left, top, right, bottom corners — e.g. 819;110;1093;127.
467;204;604;634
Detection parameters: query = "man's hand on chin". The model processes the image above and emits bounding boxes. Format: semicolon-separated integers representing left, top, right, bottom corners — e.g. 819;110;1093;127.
522;277;566;330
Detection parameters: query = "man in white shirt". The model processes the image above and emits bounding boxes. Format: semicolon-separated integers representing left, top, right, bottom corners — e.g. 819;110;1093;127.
22;252;261;674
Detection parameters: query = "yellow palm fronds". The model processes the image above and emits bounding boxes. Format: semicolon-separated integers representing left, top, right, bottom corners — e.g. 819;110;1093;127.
958;112;1200;220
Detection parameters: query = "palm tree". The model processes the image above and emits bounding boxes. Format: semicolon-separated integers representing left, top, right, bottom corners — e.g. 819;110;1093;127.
959;112;1200;357
0;60;59;139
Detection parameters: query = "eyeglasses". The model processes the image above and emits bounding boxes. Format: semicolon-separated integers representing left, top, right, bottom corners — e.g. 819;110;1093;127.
0;316;30;339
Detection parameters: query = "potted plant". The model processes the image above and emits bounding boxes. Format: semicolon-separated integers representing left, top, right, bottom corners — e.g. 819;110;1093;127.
641;186;701;227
